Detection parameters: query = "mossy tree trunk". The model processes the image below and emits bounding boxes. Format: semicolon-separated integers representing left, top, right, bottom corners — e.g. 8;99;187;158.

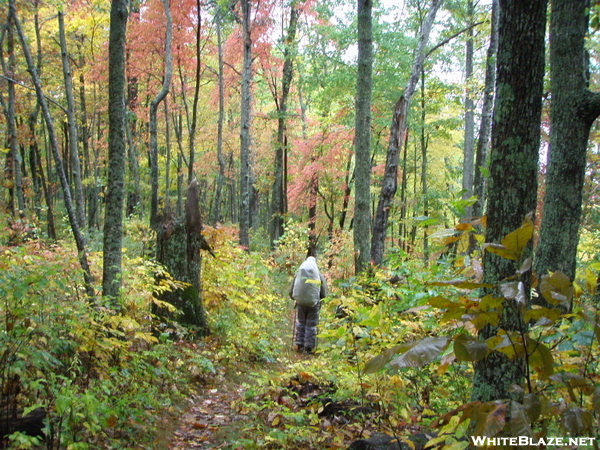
471;0;547;404
155;180;208;335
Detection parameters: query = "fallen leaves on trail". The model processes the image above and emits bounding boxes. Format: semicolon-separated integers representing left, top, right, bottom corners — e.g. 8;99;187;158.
169;383;248;450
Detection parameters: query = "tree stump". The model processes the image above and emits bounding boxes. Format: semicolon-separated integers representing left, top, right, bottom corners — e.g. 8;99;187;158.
154;180;209;335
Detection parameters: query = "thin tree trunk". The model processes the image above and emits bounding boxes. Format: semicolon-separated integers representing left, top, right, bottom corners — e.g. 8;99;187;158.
10;0;94;296
188;0;202;185
354;0;374;273
472;0;499;220
58;11;86;230
371;0;443;265
420;72;429;265
149;0;173;229
0;18;25;216
239;0;253;249
270;2;299;246
212;9;226;224
461;0;475;222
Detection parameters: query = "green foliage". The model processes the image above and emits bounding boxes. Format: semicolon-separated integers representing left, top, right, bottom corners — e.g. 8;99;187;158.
362;220;600;447
202;226;289;364
0;243;212;449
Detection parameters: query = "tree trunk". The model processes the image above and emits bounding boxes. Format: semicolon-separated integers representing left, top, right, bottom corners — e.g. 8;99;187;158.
534;0;600;283
420;72;429;265
59;11;86;230
212;8;226;224
187;0;202;185
0;16;26;217
10;0;95;297
371;0;443;266
155;179;208;334
461;0;475;222
471;0;547;404
149;0;173;229
102;0;129;299
271;2;299;247
353;0;374;273
239;0;253;249
471;0;499;220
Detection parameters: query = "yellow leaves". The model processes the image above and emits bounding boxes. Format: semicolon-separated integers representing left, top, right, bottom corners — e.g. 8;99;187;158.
483;213;534;261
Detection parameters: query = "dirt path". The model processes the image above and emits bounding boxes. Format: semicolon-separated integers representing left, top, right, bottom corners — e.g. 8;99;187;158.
169;307;302;450
168;377;249;449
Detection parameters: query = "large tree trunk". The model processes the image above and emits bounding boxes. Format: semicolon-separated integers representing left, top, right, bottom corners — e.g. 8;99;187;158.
471;0;547;404
102;0;129;298
370;0;443;266
353;0;374;273
239;0;253;249
10;0;95;297
155;179;208;334
534;0;600;282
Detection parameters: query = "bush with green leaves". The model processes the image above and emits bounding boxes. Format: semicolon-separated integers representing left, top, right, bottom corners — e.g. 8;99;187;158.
0;243;213;450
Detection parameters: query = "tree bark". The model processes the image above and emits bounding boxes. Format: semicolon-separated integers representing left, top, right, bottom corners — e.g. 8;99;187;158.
212;7;226;224
239;0;253;249
59;11;86;230
0;17;25;216
155;179;208;334
149;0;173;229
353;0;374;273
271;2;299;247
471;0;547;404
534;0;600;282
102;0;129;298
461;0;475;222
370;0;443;266
471;0;499;220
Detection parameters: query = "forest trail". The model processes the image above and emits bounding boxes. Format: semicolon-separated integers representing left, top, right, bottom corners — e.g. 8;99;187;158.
168;307;308;449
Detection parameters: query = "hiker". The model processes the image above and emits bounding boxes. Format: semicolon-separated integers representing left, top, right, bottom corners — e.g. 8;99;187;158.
290;250;328;354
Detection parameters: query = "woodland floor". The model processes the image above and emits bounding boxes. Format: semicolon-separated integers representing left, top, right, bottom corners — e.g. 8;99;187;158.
168;348;307;450
167;304;305;450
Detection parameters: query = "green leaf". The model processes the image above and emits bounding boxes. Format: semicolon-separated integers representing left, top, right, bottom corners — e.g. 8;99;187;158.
453;334;490;362
390;336;450;368
510;401;534;438
428;280;494;289
523;393;542;422
528;339;554;378
363;344;408;374
562;407;593;435
471;401;506;438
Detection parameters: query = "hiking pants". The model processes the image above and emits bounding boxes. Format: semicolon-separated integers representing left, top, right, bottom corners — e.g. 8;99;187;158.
295;303;320;350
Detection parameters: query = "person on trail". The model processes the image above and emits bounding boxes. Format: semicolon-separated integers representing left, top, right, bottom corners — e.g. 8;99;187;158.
290;250;328;354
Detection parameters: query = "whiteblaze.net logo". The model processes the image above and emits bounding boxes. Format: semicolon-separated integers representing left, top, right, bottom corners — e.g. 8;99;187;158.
471;436;597;447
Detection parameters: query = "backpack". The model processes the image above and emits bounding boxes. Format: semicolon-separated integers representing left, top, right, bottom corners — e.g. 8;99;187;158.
292;257;322;307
